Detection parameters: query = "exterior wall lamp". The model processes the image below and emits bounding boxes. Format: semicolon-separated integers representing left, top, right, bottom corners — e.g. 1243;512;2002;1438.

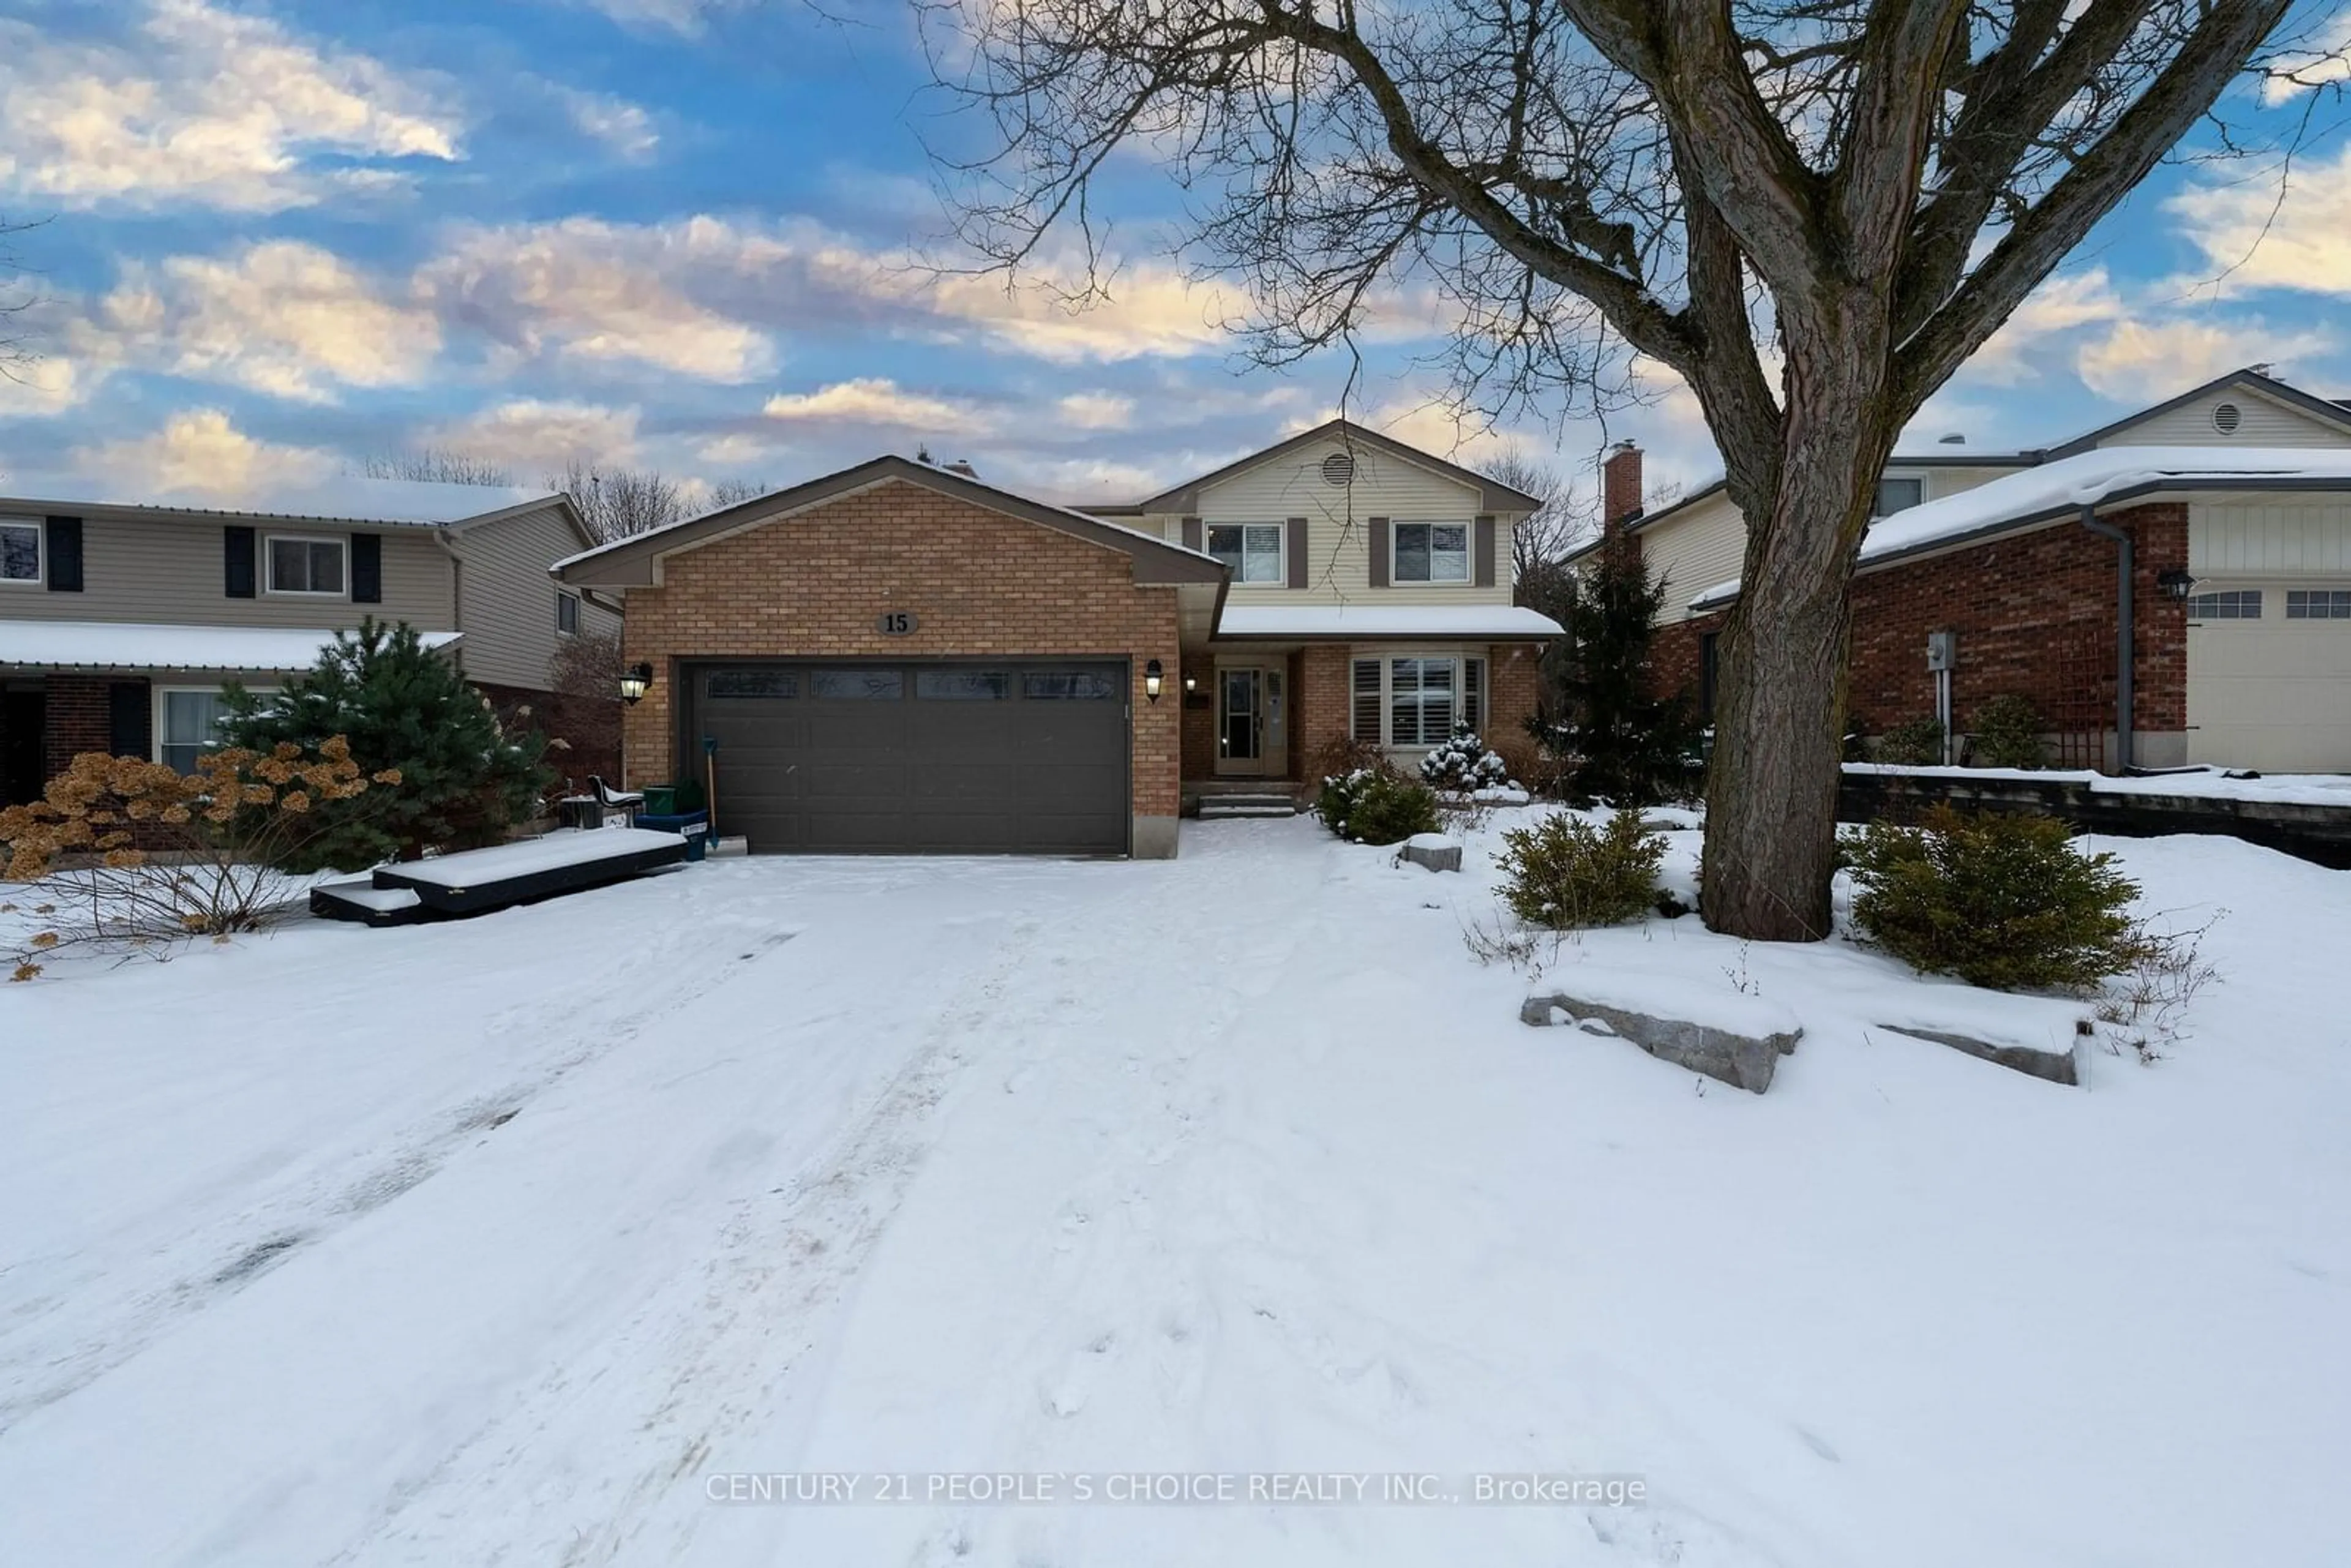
2156;569;2196;601
1144;659;1164;703
620;662;655;705
1183;670;1197;694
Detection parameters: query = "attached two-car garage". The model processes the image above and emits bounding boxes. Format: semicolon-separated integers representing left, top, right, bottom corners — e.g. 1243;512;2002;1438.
689;660;1132;855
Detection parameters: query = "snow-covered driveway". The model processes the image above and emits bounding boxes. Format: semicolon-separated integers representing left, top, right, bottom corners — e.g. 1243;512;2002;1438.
2;816;2345;1566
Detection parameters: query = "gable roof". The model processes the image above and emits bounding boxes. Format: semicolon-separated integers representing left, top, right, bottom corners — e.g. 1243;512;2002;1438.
1132;419;1545;514
2047;366;2351;455
553;454;1228;588
0;475;568;530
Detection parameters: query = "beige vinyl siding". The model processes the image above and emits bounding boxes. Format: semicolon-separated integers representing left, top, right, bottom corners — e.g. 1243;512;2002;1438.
1640;493;1745;620
0;511;453;629
2191;501;2351;574
450;502;602;690
1145;438;1520;604
2102;390;2351;449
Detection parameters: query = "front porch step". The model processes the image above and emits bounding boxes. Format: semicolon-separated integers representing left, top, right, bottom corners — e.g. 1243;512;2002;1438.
1198;792;1300;819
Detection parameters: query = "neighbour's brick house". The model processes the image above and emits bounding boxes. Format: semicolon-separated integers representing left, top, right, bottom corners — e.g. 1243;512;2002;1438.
1586;368;2351;774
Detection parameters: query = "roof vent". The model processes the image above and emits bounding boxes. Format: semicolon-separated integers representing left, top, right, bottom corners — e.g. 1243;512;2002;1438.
2213;401;2243;435
1321;451;1355;486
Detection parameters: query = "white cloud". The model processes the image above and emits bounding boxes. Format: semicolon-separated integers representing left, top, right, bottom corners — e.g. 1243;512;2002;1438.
418;218;777;381
427;400;642;469
574;0;726;34
0;0;462;212
2076;316;2338;401
1054;391;1135;430
925;261;1235;363
762;378;994;433
2262;9;2351;104
2165;142;2351;299
98;241;439;403
74;408;335;494
558;87;658;161
1965;266;2127;385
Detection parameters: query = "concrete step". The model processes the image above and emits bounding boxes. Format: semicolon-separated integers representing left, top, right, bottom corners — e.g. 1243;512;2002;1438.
1198;795;1300;819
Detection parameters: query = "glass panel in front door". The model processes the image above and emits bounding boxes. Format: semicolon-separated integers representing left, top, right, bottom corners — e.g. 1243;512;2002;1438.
1221;669;1261;760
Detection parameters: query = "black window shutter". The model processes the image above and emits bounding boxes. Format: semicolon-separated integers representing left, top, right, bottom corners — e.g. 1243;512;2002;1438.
351;533;382;603
1474;514;1497;588
1367;518;1390;587
45;517;83;592
224;527;256;598
108;682;151;759
1286;517;1308;589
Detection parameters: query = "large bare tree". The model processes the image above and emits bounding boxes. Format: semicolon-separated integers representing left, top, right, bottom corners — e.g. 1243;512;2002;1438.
927;0;2331;940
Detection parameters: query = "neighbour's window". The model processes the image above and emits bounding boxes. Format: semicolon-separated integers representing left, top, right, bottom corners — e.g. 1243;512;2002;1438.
1700;633;1721;723
1022;671;1119;700
916;670;1012;700
1206;523;1284;583
2187;589;2262;620
707;669;797;699
1873;477;1925;517
1393;522;1470;583
157;688;268;774
0;518;39;583
556;591;582;634
2285;589;2351;620
810;668;904;700
267;536;346;596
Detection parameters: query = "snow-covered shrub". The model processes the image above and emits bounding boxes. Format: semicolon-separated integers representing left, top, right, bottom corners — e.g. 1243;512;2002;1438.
1967;695;2047;770
1419;726;1512;792
0;740;397;978
1494;808;1665;929
1845;806;2150;991
1313;768;1379;835
1344;775;1442;846
1873;715;1944;767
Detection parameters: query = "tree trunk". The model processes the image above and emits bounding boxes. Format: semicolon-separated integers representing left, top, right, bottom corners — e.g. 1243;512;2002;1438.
1700;350;1892;941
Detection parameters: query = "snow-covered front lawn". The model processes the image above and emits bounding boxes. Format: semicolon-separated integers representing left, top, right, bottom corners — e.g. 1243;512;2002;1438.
2;812;2344;1566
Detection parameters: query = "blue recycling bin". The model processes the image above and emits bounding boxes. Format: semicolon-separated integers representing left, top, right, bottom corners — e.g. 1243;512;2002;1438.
636;809;710;861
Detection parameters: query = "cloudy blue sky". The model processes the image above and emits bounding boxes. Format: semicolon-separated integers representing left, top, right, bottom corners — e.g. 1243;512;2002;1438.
0;0;2345;514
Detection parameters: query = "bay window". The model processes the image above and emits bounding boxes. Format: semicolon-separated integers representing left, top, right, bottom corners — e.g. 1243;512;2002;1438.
1350;654;1488;746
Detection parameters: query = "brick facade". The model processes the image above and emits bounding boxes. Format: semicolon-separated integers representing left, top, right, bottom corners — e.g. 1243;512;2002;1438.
615;478;1184;833
43;676;117;781
1647;501;2191;768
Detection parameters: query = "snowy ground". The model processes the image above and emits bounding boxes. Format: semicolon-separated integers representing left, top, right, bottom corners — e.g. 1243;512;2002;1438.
2;812;2346;1566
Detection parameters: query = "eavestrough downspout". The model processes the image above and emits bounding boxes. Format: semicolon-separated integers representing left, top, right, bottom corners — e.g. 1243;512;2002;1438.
432;530;467;681
2076;505;2133;773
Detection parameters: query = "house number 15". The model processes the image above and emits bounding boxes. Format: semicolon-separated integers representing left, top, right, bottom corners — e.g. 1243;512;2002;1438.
877;611;917;635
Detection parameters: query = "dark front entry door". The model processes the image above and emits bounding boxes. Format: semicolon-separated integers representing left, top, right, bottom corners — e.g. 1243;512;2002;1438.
1;690;44;807
689;661;1130;855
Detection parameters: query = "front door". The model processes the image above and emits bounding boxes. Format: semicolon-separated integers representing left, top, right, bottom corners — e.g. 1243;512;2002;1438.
1;689;43;807
1216;666;1286;776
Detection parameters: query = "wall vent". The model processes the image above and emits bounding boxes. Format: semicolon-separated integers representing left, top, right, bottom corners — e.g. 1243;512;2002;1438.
2212;400;2243;435
1321;451;1355;486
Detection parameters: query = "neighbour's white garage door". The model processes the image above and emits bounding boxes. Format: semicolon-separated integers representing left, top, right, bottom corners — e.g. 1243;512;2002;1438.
2186;585;2351;772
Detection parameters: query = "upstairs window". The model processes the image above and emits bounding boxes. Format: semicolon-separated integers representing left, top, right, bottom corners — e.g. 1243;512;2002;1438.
1393;522;1469;583
557;590;582;634
0;518;39;583
267;536;346;596
1207;523;1284;583
1872;477;1924;517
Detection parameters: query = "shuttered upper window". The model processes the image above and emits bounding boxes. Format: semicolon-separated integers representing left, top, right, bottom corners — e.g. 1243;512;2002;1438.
267;536;347;596
0;519;38;583
1392;522;1469;583
1206;523;1284;583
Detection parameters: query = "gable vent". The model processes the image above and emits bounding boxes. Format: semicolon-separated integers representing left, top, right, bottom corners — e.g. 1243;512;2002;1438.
2212;400;2243;435
1321;451;1355;486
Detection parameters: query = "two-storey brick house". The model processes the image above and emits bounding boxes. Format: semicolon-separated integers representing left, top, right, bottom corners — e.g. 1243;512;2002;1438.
0;476;618;808
554;423;1562;860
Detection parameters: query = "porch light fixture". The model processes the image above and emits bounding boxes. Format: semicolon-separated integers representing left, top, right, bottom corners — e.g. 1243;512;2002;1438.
1144;659;1164;703
619;662;654;705
2156;569;2195;602
1183;670;1197;694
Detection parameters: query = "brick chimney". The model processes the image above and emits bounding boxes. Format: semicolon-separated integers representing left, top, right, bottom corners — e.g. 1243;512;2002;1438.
1601;440;1643;536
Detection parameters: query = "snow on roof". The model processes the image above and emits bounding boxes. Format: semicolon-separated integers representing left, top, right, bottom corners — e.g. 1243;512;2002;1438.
0;621;462;672
0;476;558;527
1689;445;2351;608
1213;604;1564;639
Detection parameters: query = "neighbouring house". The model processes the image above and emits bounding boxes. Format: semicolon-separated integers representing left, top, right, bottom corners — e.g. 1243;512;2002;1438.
555;424;1561;858
0;477;620;809
1582;367;2351;774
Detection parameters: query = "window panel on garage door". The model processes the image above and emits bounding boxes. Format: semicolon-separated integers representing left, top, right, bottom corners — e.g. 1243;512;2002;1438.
692;662;1128;855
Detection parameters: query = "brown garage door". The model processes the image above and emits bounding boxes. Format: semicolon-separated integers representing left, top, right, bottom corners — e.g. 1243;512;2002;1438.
686;661;1130;855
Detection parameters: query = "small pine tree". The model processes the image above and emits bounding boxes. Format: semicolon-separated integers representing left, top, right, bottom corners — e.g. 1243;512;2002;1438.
1531;545;1698;805
219;619;551;871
